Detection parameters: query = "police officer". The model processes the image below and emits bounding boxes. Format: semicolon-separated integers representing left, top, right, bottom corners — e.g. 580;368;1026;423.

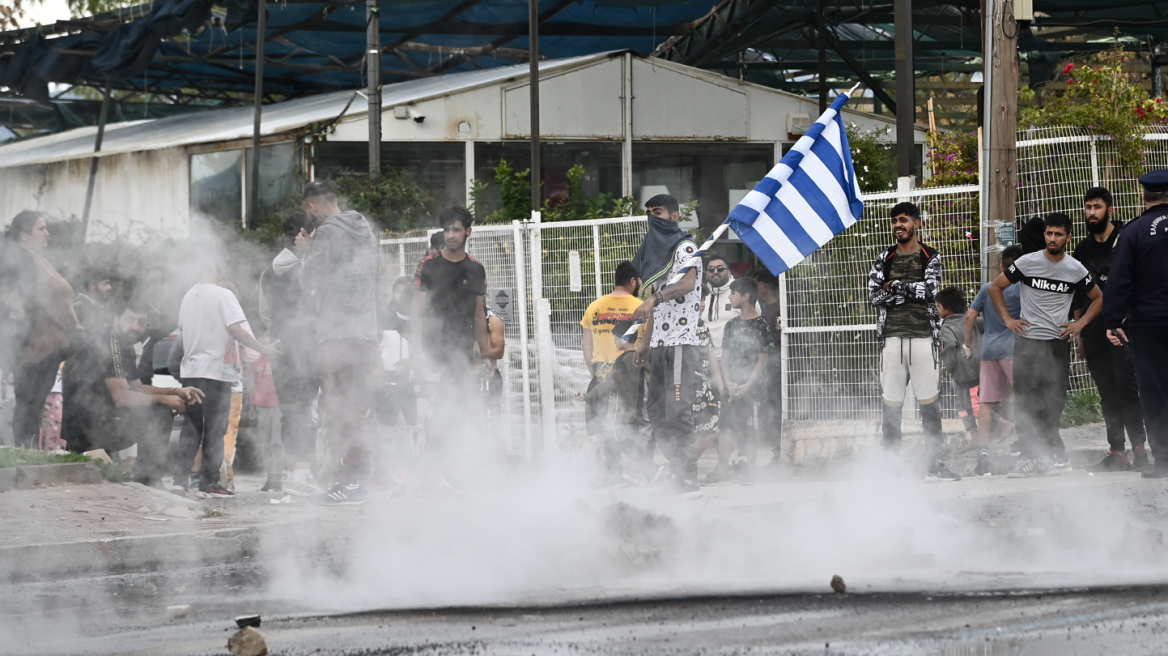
1103;170;1168;479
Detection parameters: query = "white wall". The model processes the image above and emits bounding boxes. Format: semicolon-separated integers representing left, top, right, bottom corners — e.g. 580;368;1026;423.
0;147;190;242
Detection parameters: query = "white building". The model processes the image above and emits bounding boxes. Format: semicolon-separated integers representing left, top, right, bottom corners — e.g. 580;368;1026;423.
0;51;926;242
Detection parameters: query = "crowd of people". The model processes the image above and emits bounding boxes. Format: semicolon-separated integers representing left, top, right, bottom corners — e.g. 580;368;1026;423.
3;171;1168;504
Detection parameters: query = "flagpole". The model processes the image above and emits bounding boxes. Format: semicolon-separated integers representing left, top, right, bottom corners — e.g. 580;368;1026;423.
621;80;862;343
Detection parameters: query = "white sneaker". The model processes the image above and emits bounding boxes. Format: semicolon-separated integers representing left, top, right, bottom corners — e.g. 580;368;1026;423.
284;472;325;497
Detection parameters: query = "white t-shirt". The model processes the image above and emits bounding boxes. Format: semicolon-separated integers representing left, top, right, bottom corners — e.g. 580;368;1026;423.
652;241;703;347
178;284;248;381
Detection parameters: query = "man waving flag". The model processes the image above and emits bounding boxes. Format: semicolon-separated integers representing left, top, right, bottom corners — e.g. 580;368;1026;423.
728;92;864;275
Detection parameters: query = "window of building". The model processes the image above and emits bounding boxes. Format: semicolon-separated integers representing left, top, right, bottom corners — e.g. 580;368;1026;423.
245;142;299;218
312;141;466;212
190;150;243;224
473;142;622;217
632;143;773;232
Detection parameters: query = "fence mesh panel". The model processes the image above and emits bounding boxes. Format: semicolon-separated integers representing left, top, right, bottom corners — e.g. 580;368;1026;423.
531;218;648;441
782;184;981;422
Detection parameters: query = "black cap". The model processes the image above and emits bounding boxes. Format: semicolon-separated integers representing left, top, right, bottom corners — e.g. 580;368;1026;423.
1138;170;1168;192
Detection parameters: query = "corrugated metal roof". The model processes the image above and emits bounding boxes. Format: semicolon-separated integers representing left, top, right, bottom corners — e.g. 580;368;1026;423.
0;53;607;169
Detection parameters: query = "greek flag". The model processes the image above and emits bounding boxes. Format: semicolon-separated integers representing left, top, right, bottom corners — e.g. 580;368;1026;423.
727;93;864;276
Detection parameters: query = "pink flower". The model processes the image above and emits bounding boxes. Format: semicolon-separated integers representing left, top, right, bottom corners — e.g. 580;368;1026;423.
1066;78;1074;86
1063;62;1075;75
945;154;957;161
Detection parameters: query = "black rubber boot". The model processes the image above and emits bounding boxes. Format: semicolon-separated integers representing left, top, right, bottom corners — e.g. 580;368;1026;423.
882;403;904;451
920;400;944;468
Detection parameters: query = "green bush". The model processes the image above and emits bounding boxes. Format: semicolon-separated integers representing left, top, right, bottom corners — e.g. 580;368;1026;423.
845;123;897;192
1061;391;1103;427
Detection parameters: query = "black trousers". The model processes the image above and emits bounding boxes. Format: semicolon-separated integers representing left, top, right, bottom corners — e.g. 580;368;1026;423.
270;350;319;465
647;345;699;479
174;378;233;487
1013;337;1070;459
1082;333;1147;451
1130;325;1168;470
13;354;62;449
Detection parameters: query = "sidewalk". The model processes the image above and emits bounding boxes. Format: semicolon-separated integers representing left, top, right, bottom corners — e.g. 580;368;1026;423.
0;422;1126;585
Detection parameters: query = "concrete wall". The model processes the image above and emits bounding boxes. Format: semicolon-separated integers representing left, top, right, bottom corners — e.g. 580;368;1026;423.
0;146;190;242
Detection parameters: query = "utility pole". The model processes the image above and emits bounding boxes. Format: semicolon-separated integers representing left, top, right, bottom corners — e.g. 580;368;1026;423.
529;0;541;213
367;0;382;178
817;0;827;115
983;0;1019;281
247;0;266;228
81;78;111;241
894;0;914;178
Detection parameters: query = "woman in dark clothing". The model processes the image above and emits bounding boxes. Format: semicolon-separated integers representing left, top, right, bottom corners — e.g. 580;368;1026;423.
1;211;84;448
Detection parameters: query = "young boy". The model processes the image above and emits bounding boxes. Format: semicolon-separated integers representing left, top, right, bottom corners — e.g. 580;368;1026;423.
720;278;774;478
248;341;283;493
577;319;650;485
937;287;983;470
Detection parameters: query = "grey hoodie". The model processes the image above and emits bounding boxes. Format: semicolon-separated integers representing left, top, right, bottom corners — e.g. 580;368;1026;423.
303;210;380;344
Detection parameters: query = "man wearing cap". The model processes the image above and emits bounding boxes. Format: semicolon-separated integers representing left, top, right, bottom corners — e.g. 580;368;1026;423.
1104;170;1168;479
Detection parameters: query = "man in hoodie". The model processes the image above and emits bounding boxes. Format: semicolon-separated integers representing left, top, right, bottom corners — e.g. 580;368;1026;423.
868;202;960;481
703;255;740;361
632;194;704;499
296;182;380;506
258;212;321;496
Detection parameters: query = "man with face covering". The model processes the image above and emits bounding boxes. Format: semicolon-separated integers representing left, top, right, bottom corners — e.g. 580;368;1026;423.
62;299;204;486
296;182;380;506
631;194;704;499
1071;187;1148;472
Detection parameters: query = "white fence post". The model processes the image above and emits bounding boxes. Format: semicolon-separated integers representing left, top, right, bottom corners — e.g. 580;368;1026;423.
778;271;788;422
1089;137;1101;188
512;220;534;460
592;223;603;298
535;298;558;453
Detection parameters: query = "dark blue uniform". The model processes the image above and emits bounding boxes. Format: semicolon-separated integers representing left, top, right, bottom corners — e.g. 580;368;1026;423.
1103;201;1168;475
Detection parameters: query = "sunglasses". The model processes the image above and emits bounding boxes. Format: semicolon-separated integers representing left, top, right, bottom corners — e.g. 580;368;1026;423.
707;266;727;273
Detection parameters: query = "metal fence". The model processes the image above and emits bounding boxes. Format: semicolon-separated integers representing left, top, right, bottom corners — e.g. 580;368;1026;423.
378;128;1155;450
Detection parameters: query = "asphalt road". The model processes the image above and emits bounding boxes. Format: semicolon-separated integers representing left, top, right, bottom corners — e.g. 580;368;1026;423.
7;561;1168;656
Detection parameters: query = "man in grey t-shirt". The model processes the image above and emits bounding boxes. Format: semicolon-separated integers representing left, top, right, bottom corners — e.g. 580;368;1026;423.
988;213;1102;475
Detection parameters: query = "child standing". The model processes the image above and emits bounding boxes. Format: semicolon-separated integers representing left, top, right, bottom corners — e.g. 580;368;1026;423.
937;286;984;472
577;319;651;486
720;278;774;478
248;346;283;492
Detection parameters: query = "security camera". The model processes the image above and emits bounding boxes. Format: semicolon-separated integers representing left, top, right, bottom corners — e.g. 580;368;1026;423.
409;107;425;124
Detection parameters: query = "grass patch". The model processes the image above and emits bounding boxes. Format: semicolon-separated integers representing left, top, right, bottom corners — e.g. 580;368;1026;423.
1062;391;1104;427
0;448;126;482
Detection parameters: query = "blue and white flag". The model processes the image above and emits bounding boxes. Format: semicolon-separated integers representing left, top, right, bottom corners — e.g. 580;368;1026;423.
727;93;864;276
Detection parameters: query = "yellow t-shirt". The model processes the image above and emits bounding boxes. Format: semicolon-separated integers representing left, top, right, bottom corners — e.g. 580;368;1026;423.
580;294;643;375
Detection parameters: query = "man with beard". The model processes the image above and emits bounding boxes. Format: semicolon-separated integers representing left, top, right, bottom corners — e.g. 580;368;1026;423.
297;182;380;506
703;255;740;360
990;213;1102;476
259;212;321;496
1104;170;1168;479
62;299;204;486
73;268;113;332
1072;187;1148;472
632;194;704;499
868;202;958;480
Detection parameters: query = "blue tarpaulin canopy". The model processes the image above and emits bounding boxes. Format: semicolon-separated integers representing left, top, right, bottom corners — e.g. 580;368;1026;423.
0;0;716;103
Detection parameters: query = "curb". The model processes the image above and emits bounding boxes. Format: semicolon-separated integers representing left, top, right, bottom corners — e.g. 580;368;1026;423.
0;462;105;492
0;527;259;584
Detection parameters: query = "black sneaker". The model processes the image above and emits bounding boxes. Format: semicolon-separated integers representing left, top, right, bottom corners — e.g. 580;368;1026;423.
312;483;368;506
974;450;991;477
1133;446;1152;472
195;483;236;499
925;462;961;481
1088;450;1131;473
1008;458;1046;478
1142;467;1168;480
260;479;284;493
703;469;731;485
